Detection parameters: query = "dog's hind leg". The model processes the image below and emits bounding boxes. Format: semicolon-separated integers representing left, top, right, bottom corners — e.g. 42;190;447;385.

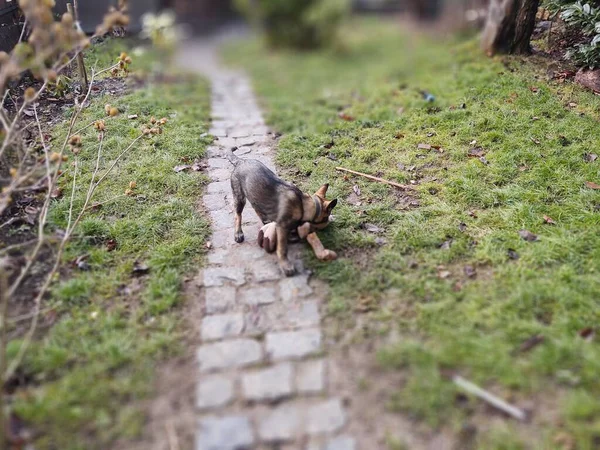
231;178;245;243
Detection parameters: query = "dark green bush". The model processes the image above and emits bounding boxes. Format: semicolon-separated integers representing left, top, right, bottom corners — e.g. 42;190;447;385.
234;0;350;49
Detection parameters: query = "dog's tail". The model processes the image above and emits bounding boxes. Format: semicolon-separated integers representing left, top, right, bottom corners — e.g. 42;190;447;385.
227;147;241;166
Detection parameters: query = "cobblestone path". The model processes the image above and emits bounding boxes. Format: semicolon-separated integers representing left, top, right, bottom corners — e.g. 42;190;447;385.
178;39;357;450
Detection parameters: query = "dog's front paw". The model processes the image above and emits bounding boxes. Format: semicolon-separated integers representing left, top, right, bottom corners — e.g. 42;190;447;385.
319;249;338;261
279;260;297;277
234;231;245;243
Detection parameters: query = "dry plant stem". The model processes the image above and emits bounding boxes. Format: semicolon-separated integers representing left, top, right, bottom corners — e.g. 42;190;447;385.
0;268;8;445
4;128;144;382
452;375;527;421
335;166;415;190
84;193;127;212
6;71;96;299
0;238;40;256
8;306;57;324
67;2;88;89
95;61;122;77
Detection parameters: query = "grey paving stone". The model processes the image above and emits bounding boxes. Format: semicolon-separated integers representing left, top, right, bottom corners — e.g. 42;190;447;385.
196;376;234;410
216;137;237;147
201;313;244;340
209;229;234;249
209;208;234;229
235;137;257;147
325;436;356;450
207;180;232;195
230;128;252;138
207;158;231;169
279;275;313;302
204;286;236;314
266;329;322;361
203;193;227;212
241;363;293;401
258;403;301;442
207;248;228;265
286;301;320;328
206;146;225;158
197;339;263;372
209;128;228;137
239;285;278;306
306;399;346;435
296;359;325;394
209;168;231;182
252;258;281;283
197;415;254;450
202;267;246;287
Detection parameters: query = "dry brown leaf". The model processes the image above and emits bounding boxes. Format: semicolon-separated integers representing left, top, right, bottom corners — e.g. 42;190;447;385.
543;215;556;225
585;181;600;189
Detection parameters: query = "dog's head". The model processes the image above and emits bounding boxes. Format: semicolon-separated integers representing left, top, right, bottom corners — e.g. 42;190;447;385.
310;183;337;231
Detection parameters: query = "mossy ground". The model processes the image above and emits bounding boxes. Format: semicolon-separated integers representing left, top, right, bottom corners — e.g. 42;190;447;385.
225;18;600;449
8;39;211;449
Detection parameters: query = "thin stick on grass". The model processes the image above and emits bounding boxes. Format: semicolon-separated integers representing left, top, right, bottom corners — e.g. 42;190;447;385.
335;166;415;190
452;375;527;421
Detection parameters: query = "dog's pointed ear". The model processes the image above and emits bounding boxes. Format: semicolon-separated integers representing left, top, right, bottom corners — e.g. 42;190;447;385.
326;198;338;212
315;183;329;198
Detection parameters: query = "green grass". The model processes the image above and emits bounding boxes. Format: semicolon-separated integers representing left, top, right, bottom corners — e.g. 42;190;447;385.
8;39;211;449
225;19;600;449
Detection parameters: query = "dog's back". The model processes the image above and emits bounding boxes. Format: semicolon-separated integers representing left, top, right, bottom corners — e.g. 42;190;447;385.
230;153;302;224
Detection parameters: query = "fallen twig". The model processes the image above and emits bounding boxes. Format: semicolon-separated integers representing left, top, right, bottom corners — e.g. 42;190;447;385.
335;166;414;190
452;375;527;421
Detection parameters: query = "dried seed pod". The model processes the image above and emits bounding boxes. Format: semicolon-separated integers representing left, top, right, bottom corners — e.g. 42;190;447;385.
46;70;57;82
129;181;136;189
150;117;156;124
105;104;111;115
109;107;119;117
125;188;133;196
9;167;17;177
159;117;168;125
94;120;106;131
119;52;128;61
142;127;151;135
50;152;61;162
24;87;36;101
61;12;73;25
68;135;82;146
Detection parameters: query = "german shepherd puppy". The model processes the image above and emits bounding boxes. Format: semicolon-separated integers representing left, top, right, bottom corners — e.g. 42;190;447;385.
228;149;337;276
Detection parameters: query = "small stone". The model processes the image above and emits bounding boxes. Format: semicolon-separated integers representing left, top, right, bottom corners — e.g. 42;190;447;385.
204;286;236;314
197;339;263;372
296;359;325;394
325;436;356;450
239;285;278;305
258;403;301;442
241;363;293;401
209;128;228;137
252;258;281;282
279;275;313;302
202;267;245;287
266;329;321;361
306;399;346;435
197;415;254;450
201;313;244;340
196;376;233;410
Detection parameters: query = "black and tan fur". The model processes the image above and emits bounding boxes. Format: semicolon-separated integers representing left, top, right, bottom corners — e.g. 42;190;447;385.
228;149;337;276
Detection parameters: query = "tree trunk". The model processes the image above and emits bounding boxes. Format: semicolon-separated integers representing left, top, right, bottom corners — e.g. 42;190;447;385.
481;0;540;55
